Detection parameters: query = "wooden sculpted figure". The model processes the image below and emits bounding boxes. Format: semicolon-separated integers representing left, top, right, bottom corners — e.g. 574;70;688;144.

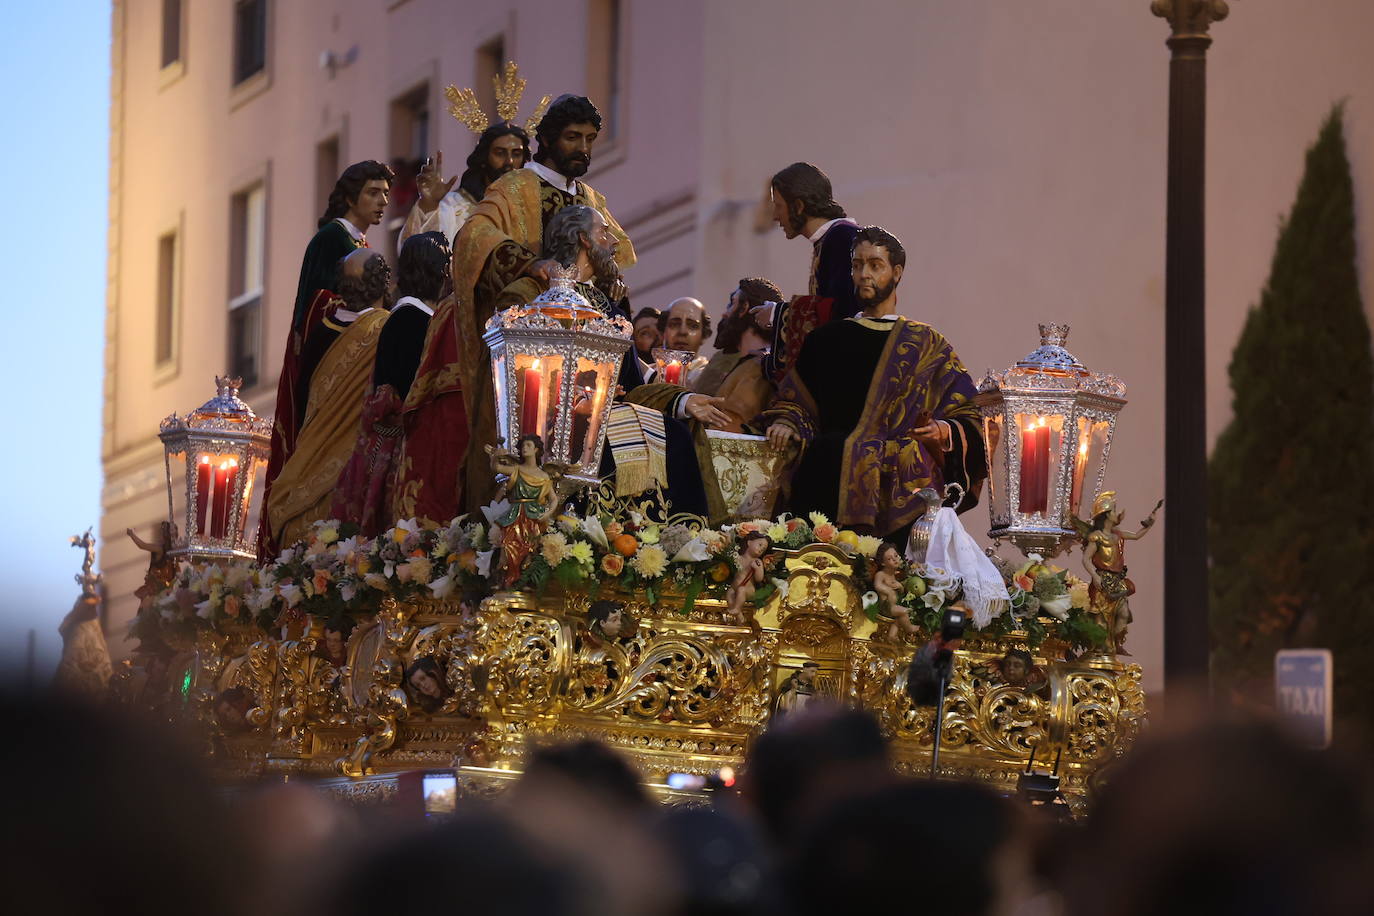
488;434;564;589
128;522;177;614
873;542;919;641
726;531;771;624
1077;491;1161;654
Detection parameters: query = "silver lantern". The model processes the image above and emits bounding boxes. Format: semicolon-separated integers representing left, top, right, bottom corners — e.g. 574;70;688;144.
975;324;1126;556
159;376;272;561
483;271;632;489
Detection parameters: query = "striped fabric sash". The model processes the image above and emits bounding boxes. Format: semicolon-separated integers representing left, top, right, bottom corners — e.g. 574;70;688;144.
605;402;667;496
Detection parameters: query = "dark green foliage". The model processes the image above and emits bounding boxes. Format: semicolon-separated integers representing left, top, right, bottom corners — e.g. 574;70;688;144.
1209;105;1374;722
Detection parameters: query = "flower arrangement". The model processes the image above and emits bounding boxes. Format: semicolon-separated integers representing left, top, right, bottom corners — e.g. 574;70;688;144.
132;509;1108;654
981;553;1107;651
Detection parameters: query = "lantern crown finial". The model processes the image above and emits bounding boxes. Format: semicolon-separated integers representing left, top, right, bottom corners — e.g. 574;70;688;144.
1015;322;1088;376
196;375;257;420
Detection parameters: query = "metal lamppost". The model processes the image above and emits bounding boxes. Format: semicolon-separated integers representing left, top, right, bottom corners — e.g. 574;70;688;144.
1151;0;1227;687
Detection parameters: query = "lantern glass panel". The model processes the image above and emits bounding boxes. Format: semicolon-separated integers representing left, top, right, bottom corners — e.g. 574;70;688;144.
568;356;616;468
1014;411;1063;517
1078;419;1111;516
513;352;565;444
984;412;1008;523
491;350;510;442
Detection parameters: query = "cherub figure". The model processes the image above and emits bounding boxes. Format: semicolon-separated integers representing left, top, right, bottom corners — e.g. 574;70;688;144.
873;542;919;641
127;522;178;613
726;531;771;625
487;434;565;588
1074;491;1161;655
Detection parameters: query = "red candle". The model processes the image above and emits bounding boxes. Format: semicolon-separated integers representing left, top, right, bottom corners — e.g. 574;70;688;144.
222;459;239;538
520;361;542;436
664;360;683;385
1033;420;1050;513
1017;425;1039;514
210;460;230;538
1070;440;1088;512
195;456;211;535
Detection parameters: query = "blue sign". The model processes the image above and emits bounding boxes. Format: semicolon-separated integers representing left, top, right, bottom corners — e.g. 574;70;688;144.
1275;649;1332;749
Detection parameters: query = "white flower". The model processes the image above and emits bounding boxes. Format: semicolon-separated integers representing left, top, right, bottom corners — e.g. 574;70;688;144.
557;514;581;535
855;535;882;558
631;544;668;579
771;577;790;600
194;599;213;620
476;550;496;578
541;531;572;566
339;581;358;602
580;515;609;550
246;587;275;613
922;589;947;610
671;537;712;563
481;500;511;526
862;590;879;612
279;584;303;608
276;547;297;565
429;573;456;599
1027;552;1045;564
1039;593;1072;621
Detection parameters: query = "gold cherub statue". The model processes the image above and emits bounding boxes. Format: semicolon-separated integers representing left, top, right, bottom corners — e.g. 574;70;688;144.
1074;492;1162;654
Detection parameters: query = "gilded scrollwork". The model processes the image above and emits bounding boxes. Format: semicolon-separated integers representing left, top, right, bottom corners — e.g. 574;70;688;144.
174;540;1146;813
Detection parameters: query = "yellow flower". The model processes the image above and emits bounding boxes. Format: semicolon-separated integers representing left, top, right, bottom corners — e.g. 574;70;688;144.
855;535;882;557
1069;581;1090;609
808;511;830;528
631;544;668;579
405;556;433;584
569;541;594;566
767;522;788;542
317;526;339;545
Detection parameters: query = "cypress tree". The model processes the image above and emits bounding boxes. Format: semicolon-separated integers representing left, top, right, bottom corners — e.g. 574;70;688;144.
1209;104;1374;726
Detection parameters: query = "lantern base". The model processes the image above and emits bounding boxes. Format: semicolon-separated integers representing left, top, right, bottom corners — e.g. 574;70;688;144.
169;545;261;564
992;527;1080;559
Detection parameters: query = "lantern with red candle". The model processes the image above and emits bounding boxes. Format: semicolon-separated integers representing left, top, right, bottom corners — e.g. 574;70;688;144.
484;266;631;492
975;324;1125;556
159;376;271;561
650;347;698;387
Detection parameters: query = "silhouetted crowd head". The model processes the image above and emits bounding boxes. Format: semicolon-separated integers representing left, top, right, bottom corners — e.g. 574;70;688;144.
7;691;1374;916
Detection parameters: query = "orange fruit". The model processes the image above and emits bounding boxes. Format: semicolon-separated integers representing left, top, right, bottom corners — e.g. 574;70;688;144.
709;561;732;583
613;533;640;557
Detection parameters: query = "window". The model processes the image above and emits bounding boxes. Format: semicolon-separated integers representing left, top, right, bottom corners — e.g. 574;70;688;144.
586;0;622;138
233;0;268;86
475;35;505;121
315;135;340;224
228;184;266;387
161;0;182;69
155;230;178;366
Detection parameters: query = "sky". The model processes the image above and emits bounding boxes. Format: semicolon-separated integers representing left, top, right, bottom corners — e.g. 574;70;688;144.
0;5;109;681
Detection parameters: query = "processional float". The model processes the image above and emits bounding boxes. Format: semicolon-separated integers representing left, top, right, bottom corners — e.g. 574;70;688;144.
121;289;1147;814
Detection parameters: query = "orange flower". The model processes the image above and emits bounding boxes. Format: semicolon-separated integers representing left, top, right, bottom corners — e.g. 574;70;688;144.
601;554;625;576
814;523;837;543
605;521;624;539
223;595;242;618
613;533;639;557
312;569;332;594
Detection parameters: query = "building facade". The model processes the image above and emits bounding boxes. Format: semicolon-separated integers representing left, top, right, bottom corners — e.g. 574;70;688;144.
103;0;1374;695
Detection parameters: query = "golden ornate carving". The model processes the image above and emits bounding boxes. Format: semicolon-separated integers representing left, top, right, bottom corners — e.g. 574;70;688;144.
154;543;1146;811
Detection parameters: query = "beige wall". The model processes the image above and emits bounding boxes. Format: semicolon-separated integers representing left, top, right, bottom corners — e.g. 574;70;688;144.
104;0;1374;696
